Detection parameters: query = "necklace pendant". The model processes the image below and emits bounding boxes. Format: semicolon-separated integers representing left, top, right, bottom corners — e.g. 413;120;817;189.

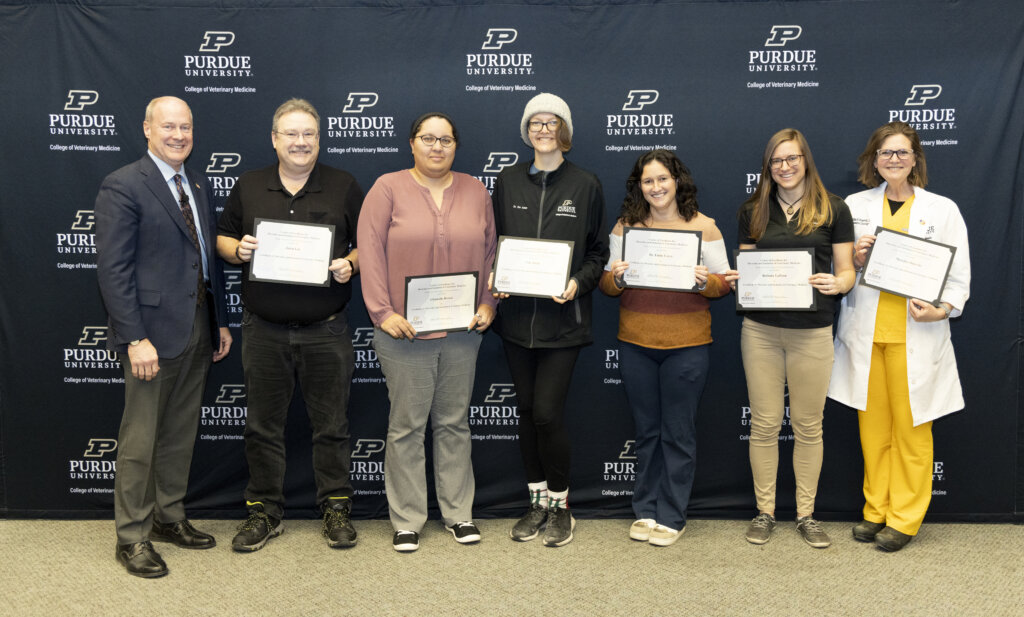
786;206;794;216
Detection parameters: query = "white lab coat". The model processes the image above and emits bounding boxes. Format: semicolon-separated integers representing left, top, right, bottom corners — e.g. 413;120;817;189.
828;184;970;426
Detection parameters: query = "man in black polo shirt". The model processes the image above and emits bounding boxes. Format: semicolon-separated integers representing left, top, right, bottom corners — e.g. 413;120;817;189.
216;98;363;551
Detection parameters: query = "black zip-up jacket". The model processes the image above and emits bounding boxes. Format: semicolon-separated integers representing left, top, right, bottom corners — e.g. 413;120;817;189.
491;159;609;348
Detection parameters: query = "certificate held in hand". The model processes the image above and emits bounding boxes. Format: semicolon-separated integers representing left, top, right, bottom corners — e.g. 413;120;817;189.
249;218;335;287
492;236;574;298
621;227;702;292
734;248;816;311
404;272;479;335
859;227;956;306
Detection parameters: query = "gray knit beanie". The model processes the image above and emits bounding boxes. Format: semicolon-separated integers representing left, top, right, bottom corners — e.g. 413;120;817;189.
520;92;573;147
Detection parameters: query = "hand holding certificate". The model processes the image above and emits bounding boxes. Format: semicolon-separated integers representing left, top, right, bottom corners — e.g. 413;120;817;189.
404;272;479;335
492;236;574;298
859;227;955;306
735;248;816;311
249;218;335;287
621;228;702;292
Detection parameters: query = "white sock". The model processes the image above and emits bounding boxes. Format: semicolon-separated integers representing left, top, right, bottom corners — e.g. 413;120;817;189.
527;482;548;508
548;489;568;510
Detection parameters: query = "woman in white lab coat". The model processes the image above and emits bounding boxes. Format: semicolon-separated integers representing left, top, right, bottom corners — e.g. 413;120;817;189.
828;121;970;551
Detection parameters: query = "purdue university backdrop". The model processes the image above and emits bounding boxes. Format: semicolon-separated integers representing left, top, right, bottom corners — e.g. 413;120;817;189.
1;0;1022;522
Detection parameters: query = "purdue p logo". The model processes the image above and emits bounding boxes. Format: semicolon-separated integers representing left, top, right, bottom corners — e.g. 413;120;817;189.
78;327;108;347
64;90;99;111
905;85;942;106
84;438;118;458
764;25;802;47
199;31;235;52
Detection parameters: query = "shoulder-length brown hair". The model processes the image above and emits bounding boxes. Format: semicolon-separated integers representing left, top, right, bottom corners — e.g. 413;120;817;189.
743;128;833;240
856;121;928;188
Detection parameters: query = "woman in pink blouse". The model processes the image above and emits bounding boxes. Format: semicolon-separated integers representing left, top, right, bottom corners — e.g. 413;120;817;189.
357;112;497;553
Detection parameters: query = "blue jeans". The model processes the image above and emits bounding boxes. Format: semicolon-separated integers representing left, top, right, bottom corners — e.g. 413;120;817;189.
619;342;709;530
240;308;354;519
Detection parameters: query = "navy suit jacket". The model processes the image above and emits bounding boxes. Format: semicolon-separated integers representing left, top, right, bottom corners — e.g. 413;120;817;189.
96;153;228;357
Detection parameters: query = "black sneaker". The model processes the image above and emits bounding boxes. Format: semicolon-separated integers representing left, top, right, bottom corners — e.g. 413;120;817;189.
232;503;283;552
447;521;481;544
509;504;548;542
322;499;357;548
393;530;419;552
542;507;575;547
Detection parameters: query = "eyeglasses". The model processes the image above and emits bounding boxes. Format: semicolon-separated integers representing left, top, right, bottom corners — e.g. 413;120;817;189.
275;130;318;142
769;154;803;169
877;149;913;160
528;119;560;133
417;135;456;148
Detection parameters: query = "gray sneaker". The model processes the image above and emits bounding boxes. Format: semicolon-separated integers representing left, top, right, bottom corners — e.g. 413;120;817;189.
796;516;831;548
542;507;576;547
745;513;776;545
509;504;548;542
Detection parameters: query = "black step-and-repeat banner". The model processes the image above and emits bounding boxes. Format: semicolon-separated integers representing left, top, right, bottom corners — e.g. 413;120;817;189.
1;0;1021;521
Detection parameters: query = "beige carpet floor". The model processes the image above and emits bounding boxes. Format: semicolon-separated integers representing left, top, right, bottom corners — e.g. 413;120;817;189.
2;518;1021;616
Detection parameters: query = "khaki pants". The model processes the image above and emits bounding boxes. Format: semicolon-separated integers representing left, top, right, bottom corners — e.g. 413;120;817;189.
741;318;833;516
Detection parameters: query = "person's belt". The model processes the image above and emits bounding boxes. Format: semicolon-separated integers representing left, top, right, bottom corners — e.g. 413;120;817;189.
256;306;346;329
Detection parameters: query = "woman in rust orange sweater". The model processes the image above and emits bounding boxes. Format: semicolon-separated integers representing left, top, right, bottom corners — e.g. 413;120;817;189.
600;149;729;546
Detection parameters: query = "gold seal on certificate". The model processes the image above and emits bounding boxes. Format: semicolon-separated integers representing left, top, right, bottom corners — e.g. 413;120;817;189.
404;272;479;335
860;227;956;306
492;236;574;298
249;218;335;287
622;228;702;292
735;248;816;311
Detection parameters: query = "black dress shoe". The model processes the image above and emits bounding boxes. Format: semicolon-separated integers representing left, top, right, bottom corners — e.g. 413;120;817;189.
151;519;217;549
116;541;168;578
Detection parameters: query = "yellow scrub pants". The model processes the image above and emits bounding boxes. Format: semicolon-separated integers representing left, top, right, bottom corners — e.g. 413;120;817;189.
859;341;933;535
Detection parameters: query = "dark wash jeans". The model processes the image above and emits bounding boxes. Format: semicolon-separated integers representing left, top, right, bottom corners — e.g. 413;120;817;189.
240;308;354;519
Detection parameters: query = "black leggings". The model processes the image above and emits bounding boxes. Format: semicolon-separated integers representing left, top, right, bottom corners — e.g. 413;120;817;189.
502;342;581;492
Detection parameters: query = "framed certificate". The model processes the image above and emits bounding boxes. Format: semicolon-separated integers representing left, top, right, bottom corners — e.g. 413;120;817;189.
404;272;478;335
859;227;956;306
249;218;335;287
492;236;574;298
734;248;816;311
621;228;702;292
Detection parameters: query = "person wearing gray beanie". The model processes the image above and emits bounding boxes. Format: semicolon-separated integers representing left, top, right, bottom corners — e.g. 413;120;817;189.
519;92;574;148
491;93;609;548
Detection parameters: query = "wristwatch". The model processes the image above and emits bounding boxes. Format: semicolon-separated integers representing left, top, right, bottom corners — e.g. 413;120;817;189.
129;339;142;346
942;304;952;319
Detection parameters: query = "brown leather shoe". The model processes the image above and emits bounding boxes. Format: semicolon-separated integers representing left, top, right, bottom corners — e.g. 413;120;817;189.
151;519;216;549
116;541;168;578
852;520;885;542
875;526;913;551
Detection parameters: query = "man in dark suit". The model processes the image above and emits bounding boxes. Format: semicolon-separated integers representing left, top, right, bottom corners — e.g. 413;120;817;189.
96;96;232;578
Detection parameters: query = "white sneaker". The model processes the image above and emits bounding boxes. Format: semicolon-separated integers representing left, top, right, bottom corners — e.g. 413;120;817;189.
648;525;685;546
629;518;657;541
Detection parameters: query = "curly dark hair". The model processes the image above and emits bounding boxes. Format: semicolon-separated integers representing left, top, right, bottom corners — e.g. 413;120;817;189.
620;149;698;225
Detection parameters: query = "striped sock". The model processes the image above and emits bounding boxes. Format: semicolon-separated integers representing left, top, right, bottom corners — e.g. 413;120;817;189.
528;482;548;508
548;489;568;510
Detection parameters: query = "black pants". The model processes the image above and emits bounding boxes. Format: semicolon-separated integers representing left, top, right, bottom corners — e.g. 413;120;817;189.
240;309;354;519
502;342;581;493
